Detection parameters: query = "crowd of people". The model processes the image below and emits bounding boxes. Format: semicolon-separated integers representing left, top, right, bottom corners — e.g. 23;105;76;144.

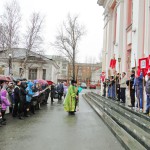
102;70;150;115
0;77;82;127
0;78;54;127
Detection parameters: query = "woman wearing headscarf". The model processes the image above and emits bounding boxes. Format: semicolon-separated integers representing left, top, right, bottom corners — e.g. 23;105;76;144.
63;80;78;114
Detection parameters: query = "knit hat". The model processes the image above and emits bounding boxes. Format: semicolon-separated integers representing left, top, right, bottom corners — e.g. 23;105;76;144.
71;80;77;84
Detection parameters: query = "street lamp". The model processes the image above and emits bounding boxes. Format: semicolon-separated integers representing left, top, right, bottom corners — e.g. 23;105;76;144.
8;54;12;75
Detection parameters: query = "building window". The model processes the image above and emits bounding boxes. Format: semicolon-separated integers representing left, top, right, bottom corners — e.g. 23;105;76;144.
62;70;67;75
43;69;46;80
62;64;67;69
28;69;37;80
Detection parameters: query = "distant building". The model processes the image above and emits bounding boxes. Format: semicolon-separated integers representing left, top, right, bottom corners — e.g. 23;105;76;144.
68;62;102;85
46;55;69;82
0;48;59;83
91;63;102;83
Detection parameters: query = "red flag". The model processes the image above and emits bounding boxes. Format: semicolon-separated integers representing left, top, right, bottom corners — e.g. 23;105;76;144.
109;59;113;68
112;59;116;69
109;59;116;69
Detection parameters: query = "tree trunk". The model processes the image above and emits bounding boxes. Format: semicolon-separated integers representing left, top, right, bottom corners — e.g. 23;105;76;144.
73;48;75;80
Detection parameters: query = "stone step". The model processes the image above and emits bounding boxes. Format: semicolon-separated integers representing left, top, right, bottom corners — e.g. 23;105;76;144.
83;94;146;150
89;92;150;134
91;92;150;122
85;93;150;149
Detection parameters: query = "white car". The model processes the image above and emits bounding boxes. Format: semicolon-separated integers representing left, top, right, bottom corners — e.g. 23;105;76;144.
80;82;87;89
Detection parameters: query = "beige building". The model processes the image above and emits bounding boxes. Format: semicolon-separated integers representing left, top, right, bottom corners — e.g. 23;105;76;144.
0;48;59;83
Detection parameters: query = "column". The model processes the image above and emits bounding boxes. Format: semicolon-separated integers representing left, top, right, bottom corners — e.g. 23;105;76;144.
106;12;113;77
122;0;127;72
131;0;145;67
102;12;108;76
115;0;124;73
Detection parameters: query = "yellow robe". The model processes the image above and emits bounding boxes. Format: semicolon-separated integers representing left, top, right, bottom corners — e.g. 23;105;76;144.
63;85;78;112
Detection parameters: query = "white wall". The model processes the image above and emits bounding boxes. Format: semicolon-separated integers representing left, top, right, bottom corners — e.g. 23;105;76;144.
131;0;145;68
144;0;150;56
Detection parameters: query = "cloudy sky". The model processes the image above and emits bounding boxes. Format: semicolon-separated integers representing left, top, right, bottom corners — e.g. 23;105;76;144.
0;0;104;63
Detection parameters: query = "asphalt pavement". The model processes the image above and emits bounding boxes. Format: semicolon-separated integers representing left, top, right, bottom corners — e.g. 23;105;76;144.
0;89;124;150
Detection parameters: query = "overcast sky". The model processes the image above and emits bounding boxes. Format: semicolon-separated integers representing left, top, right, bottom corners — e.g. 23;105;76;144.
0;0;104;63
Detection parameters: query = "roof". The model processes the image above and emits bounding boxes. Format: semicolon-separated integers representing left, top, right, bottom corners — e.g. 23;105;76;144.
0;48;59;69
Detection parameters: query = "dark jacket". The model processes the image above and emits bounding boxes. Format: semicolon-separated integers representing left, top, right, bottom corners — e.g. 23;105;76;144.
20;82;27;102
51;85;56;98
14;85;21;102
126;74;135;89
57;83;64;93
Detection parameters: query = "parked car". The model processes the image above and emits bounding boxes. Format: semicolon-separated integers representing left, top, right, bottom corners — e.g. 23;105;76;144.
89;82;96;89
80;82;87;89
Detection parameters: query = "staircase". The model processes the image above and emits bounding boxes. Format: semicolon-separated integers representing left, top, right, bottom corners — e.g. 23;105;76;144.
82;92;150;150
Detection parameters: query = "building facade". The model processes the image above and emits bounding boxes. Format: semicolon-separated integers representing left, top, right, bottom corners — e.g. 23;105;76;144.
68;63;102;85
46;55;69;82
0;48;59;83
98;0;150;77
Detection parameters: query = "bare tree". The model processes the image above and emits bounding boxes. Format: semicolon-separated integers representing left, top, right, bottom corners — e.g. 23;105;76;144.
0;0;21;53
52;14;85;80
0;24;7;51
20;12;44;77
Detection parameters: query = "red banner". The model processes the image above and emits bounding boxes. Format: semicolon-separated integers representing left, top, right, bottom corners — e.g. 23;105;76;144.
139;57;149;69
109;59;116;69
138;57;149;77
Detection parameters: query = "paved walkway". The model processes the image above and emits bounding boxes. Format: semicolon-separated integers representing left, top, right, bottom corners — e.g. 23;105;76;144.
0;91;124;150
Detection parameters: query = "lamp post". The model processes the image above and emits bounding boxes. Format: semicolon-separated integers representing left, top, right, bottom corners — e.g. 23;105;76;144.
8;54;12;75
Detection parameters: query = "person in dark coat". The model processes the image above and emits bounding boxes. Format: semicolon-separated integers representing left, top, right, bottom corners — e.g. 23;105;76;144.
57;82;64;100
144;71;150;114
13;80;21;118
45;85;50;104
102;80;107;97
19;81;27;118
126;70;135;107
110;76;116;99
116;73;121;101
50;84;56;103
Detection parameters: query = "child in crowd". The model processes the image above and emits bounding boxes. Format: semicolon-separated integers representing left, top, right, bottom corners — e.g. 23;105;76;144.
0;90;10;125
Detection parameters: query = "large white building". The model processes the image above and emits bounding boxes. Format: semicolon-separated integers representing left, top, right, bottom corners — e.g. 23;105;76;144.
0;48;59;83
98;0;150;77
